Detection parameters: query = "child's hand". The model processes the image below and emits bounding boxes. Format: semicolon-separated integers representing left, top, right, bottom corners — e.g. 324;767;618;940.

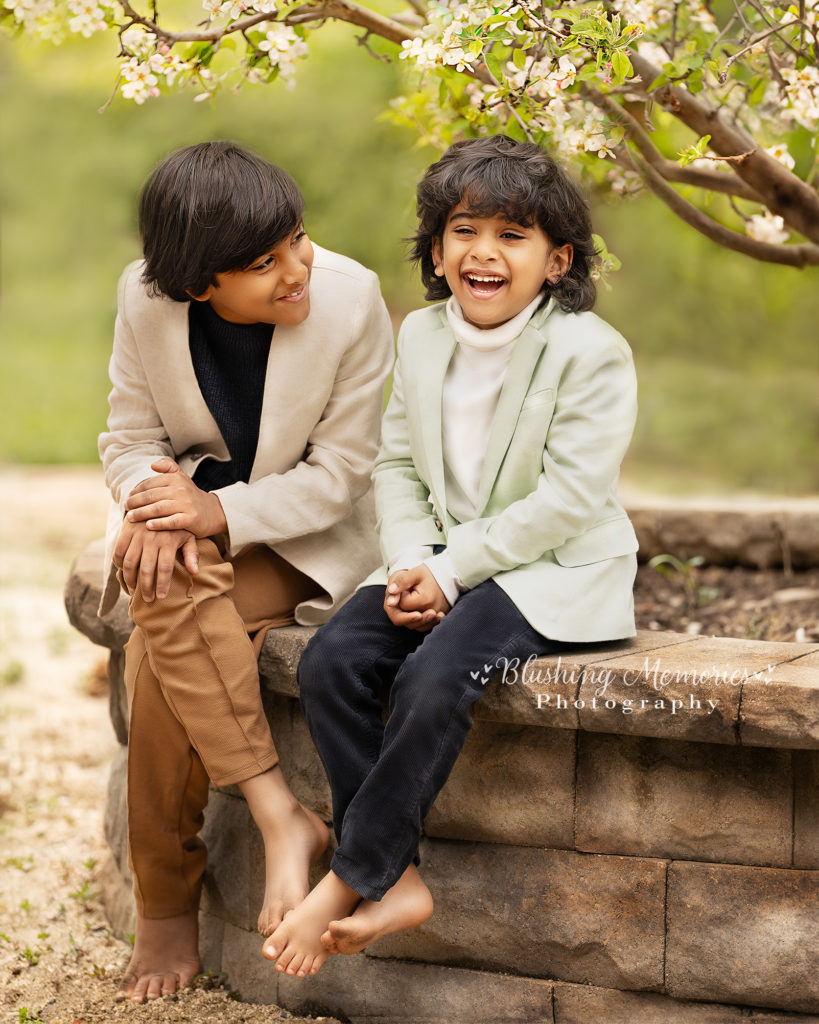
124;457;227;539
114;518;199;601
384;564;450;632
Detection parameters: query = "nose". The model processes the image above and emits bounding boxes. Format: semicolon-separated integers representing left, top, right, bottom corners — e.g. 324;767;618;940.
469;232;498;263
281;248;309;284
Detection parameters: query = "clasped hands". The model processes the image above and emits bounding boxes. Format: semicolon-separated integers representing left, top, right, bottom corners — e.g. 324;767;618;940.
384;563;450;632
113;457;227;601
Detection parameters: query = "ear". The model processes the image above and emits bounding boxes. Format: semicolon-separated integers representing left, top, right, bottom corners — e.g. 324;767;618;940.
431;238;445;277
187;284;214;302
545;243;573;284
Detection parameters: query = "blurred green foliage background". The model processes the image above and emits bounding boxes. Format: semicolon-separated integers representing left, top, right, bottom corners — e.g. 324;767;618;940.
1;24;816;494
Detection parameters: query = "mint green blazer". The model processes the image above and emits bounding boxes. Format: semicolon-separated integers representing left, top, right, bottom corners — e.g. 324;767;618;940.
363;297;639;642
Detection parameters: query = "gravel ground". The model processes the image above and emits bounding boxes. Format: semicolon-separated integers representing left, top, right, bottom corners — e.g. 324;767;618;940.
0;466;337;1024
1;465;815;1024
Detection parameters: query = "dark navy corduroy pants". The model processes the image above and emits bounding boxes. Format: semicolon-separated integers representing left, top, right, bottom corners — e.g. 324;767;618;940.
297;581;556;901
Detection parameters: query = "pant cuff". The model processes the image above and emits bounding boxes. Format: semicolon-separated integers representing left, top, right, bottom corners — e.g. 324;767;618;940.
210;750;279;789
330;850;392;902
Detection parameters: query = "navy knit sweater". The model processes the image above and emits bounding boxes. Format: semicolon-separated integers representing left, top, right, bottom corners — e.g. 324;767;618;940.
188;300;272;492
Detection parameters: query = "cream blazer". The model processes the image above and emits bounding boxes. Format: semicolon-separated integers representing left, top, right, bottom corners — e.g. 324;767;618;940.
363;298;639;642
98;244;394;624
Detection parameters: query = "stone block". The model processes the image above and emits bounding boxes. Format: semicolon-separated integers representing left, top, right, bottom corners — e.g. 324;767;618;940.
98;852;135;940
740;650;819;749
369;839;666;991
198;911;226;979
666;861;819;1013
794;750;819;868
553;981;819;1023
258;625;314;700
424;721;575;848
576;732;793;865
219;920;555;1023
626;500;819;571
108;647;129;745
104;745;130;880
262;691;332;818
201;789;256;931
64;538;132;650
575;636;810;745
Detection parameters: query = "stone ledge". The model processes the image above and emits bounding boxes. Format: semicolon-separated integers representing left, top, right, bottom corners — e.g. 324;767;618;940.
625;496;819;570
67;541;819;749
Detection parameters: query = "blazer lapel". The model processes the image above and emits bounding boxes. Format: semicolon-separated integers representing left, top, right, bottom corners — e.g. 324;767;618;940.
475;300;555;513
417;318;457;514
144;297;228;456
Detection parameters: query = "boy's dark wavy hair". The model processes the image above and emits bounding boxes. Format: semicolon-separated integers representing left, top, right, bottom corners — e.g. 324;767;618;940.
138;141;304;302
411;135;597;313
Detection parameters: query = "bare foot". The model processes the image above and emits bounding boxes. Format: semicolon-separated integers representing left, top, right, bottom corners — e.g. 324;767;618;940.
321;865;433;954
261;870;360;977
238;767;329;937
115;909;200;1004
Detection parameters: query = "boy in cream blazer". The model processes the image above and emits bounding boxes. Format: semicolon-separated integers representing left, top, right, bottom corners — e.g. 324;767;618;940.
98;141;392;1003
262;136;639;978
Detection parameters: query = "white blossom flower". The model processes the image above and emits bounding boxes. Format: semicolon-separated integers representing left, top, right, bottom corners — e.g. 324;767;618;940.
120;57;159;103
764;143;796;170
258;24;308;87
121;26;156;56
746;212;789;245
67;0;106;37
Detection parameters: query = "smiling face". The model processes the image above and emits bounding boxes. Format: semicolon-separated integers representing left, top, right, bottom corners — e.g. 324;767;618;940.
431;205;573;330
190;226;314;326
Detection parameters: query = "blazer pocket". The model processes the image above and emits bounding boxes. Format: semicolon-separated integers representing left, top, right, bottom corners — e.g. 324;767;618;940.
553;516;639;567
520;387;555;413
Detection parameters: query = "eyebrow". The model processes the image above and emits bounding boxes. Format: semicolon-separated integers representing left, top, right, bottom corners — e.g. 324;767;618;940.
448;211;529;229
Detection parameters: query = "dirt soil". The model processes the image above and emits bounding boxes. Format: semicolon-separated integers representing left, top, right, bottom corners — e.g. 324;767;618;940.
1;465;815;1024
0;467;339;1024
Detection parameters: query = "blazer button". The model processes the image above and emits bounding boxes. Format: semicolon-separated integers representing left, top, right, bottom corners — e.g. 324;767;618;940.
434;519;443;532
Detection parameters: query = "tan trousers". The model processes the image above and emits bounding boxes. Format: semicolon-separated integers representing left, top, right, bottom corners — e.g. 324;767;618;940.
122;538;320;918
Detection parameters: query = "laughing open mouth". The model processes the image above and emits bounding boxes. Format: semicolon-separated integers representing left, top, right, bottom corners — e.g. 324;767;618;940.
464;274;506;295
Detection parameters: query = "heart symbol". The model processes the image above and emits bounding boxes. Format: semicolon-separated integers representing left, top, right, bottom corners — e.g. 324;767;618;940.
469;670;480;680
481;676;489;685
483;663;493;674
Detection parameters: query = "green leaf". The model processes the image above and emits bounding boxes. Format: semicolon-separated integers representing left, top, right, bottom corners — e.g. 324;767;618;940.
484;52;503;81
512;47;526;71
576;63;599;82
611;50;632;82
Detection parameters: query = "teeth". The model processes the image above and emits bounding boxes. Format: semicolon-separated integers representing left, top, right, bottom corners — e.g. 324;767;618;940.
467;274;505;283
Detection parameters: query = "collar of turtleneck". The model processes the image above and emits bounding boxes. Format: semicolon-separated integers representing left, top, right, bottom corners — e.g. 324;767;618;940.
444;290;546;352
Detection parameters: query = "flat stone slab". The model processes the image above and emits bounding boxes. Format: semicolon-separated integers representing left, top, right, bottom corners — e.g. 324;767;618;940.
666;861;819;1013
67;542;819;749
741;650;819;748
576;732;793;866
368;840;667;991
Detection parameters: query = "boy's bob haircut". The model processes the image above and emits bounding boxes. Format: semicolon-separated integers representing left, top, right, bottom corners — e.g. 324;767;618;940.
138;141;304;302
411;135;597;313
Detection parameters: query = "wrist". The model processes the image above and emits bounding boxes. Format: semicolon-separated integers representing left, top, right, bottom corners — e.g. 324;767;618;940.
207;492;228;536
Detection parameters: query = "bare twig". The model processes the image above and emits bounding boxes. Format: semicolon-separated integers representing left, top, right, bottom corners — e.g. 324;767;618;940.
630;151;819;267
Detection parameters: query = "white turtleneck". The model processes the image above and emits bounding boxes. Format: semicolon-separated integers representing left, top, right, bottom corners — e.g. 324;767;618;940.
390;291;545;608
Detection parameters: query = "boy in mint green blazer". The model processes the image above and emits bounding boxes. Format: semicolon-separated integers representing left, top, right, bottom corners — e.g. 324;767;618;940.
263;135;639;977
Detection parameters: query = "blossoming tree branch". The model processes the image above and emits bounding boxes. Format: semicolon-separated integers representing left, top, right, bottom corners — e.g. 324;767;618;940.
6;0;818;267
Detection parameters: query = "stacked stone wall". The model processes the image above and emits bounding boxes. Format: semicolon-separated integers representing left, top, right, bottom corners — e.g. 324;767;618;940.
66;541;819;1023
